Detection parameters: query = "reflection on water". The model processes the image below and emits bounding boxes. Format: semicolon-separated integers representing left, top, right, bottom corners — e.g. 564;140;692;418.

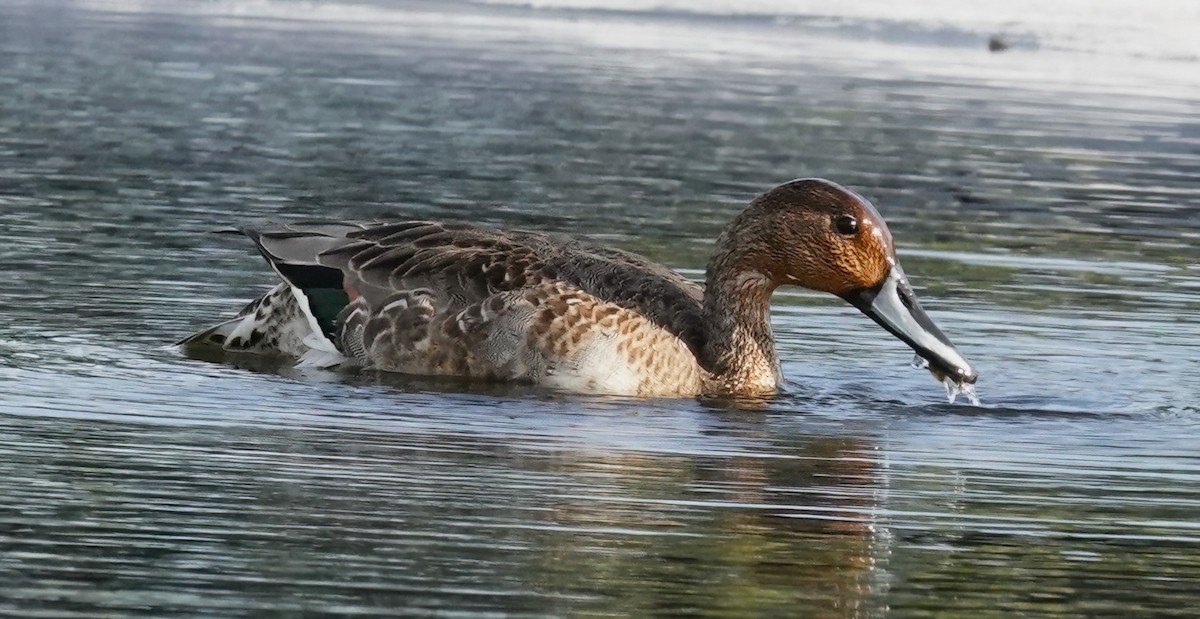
0;408;888;616
1;0;1199;616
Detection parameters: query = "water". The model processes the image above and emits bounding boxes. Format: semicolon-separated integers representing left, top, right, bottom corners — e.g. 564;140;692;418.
1;0;1198;615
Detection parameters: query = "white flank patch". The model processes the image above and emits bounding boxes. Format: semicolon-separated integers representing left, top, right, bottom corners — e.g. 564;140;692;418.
298;333;346;368
287;284;345;369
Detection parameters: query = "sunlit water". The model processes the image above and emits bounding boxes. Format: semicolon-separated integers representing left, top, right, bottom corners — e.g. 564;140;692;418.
1;0;1198;616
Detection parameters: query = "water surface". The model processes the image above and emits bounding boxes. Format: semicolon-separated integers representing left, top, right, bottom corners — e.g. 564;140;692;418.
1;0;1198;616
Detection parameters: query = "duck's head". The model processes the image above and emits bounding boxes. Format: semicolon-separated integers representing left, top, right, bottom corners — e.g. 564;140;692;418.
730;178;977;387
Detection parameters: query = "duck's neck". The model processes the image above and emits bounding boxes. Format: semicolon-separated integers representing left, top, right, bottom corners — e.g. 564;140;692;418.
700;252;782;396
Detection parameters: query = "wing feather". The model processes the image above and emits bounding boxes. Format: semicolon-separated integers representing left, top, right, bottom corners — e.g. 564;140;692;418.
240;220;707;356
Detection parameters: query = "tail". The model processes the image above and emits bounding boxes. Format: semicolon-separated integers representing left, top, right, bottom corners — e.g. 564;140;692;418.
181;223;370;367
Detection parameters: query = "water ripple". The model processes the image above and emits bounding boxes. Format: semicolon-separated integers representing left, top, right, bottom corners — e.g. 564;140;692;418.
1;0;1198;616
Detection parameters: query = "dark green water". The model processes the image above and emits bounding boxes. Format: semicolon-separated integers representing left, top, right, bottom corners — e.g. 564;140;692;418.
1;0;1198;616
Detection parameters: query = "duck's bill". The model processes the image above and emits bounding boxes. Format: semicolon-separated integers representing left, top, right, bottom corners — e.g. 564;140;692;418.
843;265;978;386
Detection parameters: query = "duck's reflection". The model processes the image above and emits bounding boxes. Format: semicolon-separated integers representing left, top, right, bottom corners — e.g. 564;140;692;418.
518;415;886;616
3;403;887;617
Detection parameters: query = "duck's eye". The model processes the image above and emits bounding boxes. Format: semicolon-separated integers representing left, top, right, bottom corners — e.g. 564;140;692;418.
834;214;859;236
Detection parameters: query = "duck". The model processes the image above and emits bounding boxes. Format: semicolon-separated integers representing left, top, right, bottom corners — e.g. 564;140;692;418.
181;178;977;398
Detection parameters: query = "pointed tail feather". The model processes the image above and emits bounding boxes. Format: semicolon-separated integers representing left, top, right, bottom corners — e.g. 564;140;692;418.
177;317;242;349
181;224;366;366
179;283;344;367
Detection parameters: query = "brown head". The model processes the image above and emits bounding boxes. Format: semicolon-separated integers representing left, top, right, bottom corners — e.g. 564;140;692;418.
719;178;896;294
710;178;978;389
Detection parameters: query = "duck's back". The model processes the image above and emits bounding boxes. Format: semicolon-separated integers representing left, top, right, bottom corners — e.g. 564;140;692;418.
188;221;711;395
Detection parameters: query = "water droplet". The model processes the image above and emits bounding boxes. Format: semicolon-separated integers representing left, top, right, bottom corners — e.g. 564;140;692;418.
943;376;981;406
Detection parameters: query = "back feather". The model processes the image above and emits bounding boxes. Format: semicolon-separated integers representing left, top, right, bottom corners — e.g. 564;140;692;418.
184;220;708;371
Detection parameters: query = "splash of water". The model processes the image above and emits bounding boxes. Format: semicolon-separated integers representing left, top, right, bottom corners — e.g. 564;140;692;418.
943;376;981;406
912;354;981;405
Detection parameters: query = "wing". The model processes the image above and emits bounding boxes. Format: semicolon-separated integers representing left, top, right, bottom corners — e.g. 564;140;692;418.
248;220;708;356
